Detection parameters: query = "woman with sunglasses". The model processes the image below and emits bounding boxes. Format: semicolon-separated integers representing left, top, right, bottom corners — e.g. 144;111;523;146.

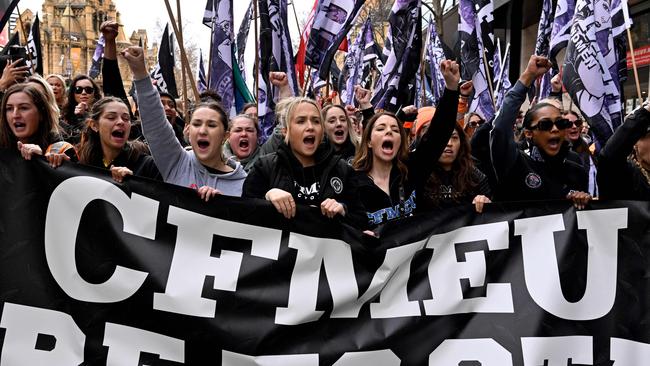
490;55;590;208
564;110;598;196
62;75;102;145
463;112;484;139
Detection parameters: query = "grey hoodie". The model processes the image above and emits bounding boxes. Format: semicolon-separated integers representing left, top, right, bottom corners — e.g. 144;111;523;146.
135;77;247;196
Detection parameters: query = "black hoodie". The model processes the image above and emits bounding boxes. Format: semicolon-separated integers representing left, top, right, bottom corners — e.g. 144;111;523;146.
243;141;364;223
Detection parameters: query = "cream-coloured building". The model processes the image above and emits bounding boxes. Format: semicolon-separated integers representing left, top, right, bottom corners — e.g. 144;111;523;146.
16;0;157;91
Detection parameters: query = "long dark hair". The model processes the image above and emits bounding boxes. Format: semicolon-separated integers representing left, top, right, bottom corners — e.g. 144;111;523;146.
0;83;60;149
352;112;409;183
425;124;480;203
77;97;141;166
65;75;102;124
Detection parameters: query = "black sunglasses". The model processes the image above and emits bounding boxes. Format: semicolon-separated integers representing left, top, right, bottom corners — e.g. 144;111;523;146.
529;118;572;131
570;119;583;128
74;86;95;94
468;119;484;128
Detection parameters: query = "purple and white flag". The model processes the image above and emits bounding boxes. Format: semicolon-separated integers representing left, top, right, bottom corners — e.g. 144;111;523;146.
563;0;623;148
306;0;366;81
89;35;105;79
371;0;422;112
257;0;299;141
340;19;378;106
203;0;235;113
458;0;495;122
495;45;511;110
535;0;554;99
610;0;633;94
425;18;446;107
549;0;576;67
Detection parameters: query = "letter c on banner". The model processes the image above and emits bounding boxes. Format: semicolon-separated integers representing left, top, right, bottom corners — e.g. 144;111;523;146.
45;176;156;302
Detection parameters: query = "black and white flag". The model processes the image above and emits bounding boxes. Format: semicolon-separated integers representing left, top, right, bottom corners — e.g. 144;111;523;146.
458;0;494;121
534;0;554;100
549;0;576;69
198;50;208;93
563;0;623;148
340;19;380;106
235;1;253;81
204;0;236;113
88;34;105;79
257;0;298;141
371;0;422;112
25;14;42;75
150;24;178;98
309;0;367;82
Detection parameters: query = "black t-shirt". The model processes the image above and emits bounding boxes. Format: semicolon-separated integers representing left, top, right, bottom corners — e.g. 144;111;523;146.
293;166;321;205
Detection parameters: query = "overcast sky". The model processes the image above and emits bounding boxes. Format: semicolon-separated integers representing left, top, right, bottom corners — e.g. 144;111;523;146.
19;0;312;54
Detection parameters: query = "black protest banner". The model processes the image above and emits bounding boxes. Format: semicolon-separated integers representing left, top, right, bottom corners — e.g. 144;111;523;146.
1;149;650;365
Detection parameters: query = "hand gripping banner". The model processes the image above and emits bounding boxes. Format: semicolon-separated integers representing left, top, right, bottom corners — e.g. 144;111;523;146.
1;150;650;365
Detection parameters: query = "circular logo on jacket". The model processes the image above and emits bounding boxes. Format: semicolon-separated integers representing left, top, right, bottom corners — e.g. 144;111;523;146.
525;173;542;189
330;177;343;194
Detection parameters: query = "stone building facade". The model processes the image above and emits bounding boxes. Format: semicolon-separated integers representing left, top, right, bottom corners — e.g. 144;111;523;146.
17;0;156;91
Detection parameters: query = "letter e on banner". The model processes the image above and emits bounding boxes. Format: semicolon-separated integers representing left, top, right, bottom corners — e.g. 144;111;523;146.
423;222;514;315
103;323;184;365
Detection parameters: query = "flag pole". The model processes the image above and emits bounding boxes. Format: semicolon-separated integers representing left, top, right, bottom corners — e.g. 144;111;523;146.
626;28;643;105
176;0;189;116
302;66;311;97
163;0;200;102
253;0;260;104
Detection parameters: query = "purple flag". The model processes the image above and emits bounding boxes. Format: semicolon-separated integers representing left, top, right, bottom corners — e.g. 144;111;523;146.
204;0;235;113
425;18;446;106
340;19;378;106
458;0;495;122
563;0;623;148
535;0;554;99
257;0;299;142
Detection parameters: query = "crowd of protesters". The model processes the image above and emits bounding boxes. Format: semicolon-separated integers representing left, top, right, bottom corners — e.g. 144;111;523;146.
2;21;649;235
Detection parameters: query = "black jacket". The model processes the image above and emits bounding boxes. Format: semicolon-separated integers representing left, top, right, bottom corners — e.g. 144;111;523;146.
243;141;363;223
85;144;162;181
490;81;588;201
598;107;650;200
351;88;460;229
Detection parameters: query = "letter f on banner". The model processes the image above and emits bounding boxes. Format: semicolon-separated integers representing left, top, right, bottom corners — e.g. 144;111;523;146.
515;208;628;320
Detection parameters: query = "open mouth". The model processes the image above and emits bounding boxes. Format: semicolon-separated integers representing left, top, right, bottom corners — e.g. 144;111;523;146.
334;130;345;137
13;122;26;131
303;136;316;147
111;130;126;139
547;137;561;149
443;148;454;154
239;139;249;149
197;140;210;149
381;140;394;154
